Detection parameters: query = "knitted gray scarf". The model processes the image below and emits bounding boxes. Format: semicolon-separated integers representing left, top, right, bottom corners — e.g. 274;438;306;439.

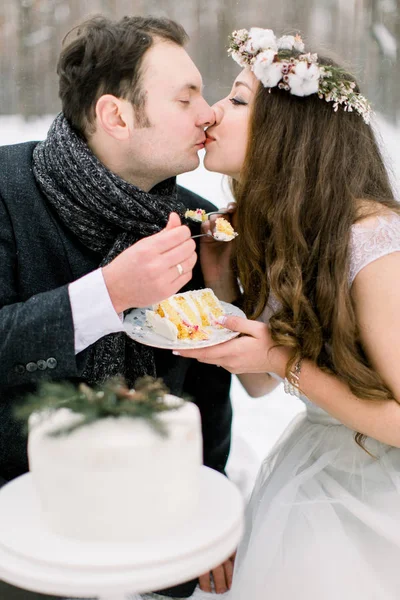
32;113;187;386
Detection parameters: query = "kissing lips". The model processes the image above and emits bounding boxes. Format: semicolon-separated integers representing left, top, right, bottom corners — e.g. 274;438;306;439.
195;137;206;149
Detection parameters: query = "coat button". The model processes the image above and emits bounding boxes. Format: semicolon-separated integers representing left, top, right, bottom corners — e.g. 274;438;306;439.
46;357;58;369
14;364;25;374
37;359;47;371
26;362;38;372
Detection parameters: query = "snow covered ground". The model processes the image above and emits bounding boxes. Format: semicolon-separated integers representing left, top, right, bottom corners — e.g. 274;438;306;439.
1;113;399;498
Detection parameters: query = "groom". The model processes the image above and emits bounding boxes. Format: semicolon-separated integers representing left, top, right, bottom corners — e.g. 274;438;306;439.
0;15;233;599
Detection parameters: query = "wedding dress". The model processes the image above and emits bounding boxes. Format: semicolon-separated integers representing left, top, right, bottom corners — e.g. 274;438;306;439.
229;213;400;600
133;214;400;600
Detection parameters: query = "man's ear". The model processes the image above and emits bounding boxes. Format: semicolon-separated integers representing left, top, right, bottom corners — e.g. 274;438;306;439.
95;94;133;141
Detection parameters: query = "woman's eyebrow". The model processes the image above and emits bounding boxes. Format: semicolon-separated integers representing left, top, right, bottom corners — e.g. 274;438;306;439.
234;81;253;91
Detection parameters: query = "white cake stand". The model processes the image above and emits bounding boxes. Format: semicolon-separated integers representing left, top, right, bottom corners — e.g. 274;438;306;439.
0;467;244;600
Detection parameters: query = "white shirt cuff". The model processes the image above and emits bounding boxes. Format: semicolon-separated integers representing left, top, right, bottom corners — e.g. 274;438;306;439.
68;268;125;355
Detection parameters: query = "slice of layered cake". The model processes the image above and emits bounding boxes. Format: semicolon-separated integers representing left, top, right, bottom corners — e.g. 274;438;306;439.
146;289;225;342
184;208;207;222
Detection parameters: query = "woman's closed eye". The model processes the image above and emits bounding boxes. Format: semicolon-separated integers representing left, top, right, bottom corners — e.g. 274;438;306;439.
229;97;248;106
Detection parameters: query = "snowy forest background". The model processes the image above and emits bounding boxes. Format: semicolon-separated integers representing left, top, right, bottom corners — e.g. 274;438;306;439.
0;0;399;124
0;1;399;496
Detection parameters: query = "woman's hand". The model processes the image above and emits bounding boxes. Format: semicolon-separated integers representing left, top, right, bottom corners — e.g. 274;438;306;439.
174;315;290;376
199;203;240;302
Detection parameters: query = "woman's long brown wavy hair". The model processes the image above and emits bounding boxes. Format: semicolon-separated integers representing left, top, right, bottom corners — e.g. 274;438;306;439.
232;57;399;446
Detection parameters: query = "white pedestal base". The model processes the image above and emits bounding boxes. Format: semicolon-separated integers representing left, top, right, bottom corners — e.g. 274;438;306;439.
0;468;243;599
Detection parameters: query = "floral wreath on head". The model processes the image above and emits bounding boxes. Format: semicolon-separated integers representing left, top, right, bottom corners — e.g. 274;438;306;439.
228;28;372;124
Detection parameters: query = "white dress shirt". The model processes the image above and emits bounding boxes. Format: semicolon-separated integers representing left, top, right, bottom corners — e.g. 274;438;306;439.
68;268;124;354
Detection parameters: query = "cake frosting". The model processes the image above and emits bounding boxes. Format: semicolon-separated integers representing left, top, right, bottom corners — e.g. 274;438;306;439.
28;397;202;542
146;288;225;342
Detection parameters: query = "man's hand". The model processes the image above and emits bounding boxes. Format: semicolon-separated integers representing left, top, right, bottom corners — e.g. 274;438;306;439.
198;553;236;593
102;212;197;312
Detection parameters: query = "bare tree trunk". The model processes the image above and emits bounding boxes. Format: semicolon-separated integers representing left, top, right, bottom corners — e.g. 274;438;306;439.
18;0;37;118
369;0;398;122
2;0;399;122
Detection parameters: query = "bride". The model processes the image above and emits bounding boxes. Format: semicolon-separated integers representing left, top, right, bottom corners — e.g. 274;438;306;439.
176;28;400;599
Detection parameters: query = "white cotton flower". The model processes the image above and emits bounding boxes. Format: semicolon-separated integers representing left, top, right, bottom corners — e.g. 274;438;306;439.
253;60;283;88
299;52;318;64
287;61;320;96
253;48;276;69
247;27;278;52
293;35;305;52
277;35;296;51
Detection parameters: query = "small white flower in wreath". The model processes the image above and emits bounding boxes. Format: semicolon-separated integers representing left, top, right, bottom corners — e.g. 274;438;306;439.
232;29;248;43
231;50;248;68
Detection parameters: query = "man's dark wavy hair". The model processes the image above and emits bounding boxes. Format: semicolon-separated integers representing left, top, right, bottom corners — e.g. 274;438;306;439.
57;15;189;137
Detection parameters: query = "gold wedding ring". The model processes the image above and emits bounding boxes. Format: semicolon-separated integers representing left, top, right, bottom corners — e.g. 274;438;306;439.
176;263;184;276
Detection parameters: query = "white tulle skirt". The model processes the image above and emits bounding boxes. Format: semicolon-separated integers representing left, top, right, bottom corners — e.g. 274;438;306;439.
131;408;400;600
229;411;400;599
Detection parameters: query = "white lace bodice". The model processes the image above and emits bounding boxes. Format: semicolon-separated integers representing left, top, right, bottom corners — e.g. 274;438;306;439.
265;212;400;423
349;213;400;285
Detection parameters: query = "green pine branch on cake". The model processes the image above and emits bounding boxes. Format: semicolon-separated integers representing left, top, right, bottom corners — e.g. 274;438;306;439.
15;376;183;438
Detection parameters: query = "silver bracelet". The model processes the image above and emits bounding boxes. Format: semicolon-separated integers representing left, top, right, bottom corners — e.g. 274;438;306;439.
283;358;303;398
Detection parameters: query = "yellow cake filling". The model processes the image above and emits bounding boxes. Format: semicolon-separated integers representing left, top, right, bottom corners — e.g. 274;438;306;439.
215;217;236;236
201;289;225;319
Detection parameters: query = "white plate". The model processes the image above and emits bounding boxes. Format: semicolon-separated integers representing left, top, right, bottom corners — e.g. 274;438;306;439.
124;301;246;350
